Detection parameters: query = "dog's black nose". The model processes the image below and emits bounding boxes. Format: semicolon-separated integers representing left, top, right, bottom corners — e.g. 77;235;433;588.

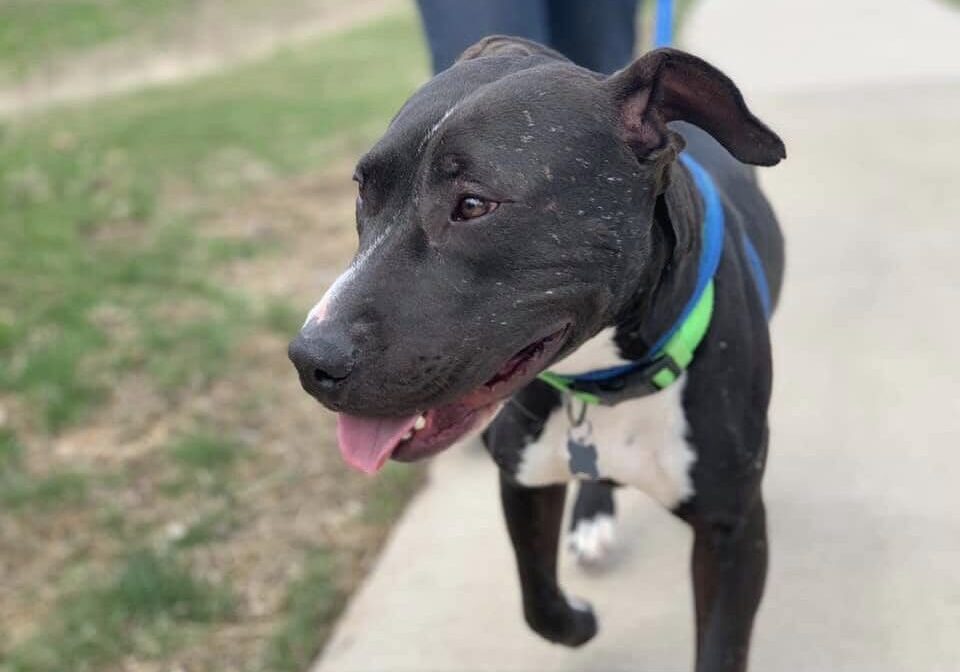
288;326;356;400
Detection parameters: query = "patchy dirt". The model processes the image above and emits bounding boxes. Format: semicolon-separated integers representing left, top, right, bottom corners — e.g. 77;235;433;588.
212;154;363;298
0;159;426;669
0;0;402;117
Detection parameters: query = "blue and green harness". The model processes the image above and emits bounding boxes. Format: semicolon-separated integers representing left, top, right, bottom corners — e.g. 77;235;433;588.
536;154;770;407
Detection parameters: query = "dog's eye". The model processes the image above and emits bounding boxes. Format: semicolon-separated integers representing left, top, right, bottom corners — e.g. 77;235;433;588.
352;171;364;209
452;195;498;222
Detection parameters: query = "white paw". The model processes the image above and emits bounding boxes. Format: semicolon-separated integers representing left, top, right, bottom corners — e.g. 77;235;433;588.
565;593;592;613
568;514;616;565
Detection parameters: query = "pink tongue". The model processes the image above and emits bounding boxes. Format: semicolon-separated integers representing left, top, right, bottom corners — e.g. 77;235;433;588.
336;413;419;474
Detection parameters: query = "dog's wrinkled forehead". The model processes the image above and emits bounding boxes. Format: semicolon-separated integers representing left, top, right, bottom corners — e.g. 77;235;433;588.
365;51;601;170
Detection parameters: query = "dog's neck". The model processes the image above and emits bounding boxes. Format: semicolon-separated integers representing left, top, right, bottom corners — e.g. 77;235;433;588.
547;159;707;376
613;159;706;361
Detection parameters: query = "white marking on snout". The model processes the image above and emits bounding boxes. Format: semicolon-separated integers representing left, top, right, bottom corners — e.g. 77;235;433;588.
516;374;696;509
302;226;392;327
303;291;334;327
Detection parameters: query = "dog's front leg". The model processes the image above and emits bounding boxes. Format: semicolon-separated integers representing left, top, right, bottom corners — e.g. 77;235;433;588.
682;498;768;672
499;471;597;647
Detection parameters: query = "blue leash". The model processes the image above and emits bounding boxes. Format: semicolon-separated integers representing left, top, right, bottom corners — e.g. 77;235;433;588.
654;0;674;49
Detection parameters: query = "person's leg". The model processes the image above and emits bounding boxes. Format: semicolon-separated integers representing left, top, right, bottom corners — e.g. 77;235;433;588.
415;0;548;74
546;0;640;74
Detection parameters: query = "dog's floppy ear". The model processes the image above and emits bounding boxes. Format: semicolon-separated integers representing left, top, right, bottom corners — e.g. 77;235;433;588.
606;48;785;166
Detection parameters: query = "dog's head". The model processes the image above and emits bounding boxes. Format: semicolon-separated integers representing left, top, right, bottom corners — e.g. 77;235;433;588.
289;37;784;473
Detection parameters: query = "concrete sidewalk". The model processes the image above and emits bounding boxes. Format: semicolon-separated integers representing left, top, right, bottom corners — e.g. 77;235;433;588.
314;1;960;670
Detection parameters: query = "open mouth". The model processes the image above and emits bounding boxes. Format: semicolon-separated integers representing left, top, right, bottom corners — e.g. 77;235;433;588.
336;324;570;474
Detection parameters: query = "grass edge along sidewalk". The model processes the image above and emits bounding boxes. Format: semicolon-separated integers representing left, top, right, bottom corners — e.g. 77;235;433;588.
1;10;428;672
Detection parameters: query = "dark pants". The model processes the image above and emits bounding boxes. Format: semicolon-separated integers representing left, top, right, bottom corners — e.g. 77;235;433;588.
416;0;640;75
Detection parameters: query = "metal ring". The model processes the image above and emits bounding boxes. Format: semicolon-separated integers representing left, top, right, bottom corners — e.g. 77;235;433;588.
565;395;588;427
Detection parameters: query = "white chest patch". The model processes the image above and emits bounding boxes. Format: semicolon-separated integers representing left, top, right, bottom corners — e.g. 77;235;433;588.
547;327;627;375
516;331;696;509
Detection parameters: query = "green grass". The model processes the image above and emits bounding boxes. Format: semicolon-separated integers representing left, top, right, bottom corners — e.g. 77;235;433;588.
0;0;192;81
1;8;431;670
0;469;88;509
263;298;308;336
261;549;340;672
0;428;88;509
363;462;425;525
1;549;235;672
258;463;423;671
0;427;23;469
173;506;239;548
168;432;243;472
0;11;427;431
162;430;250;499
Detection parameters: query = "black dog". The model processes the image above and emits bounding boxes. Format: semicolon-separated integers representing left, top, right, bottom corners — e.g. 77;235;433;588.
289;37;784;672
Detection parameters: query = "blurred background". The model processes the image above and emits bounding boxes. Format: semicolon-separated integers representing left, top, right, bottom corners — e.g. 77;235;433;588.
1;2;428;670
1;1;958;672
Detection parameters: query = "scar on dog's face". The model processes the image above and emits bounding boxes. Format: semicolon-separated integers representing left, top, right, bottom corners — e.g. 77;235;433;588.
288;38;784;473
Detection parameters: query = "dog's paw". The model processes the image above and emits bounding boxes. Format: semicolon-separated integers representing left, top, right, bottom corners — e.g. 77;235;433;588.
568;513;616;566
524;593;597;647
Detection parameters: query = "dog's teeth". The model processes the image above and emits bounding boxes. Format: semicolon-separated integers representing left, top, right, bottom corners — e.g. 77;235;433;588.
401;431;413;441
414;415;427;431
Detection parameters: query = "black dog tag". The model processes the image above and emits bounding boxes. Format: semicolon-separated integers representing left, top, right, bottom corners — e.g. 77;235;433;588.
567;421;599;480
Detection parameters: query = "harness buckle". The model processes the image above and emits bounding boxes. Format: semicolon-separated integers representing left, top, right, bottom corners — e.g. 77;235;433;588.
569;355;682;405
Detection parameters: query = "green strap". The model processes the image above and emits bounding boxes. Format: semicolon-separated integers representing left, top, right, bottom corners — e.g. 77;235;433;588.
650;280;714;388
536;280;714;403
536;371;601;405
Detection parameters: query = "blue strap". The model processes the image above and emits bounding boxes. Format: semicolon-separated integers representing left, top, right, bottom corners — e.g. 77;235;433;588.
654;0;674;49
545;3;772;390
646;154;724;357
740;232;772;319
561;154;724;384
651;0;774;323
